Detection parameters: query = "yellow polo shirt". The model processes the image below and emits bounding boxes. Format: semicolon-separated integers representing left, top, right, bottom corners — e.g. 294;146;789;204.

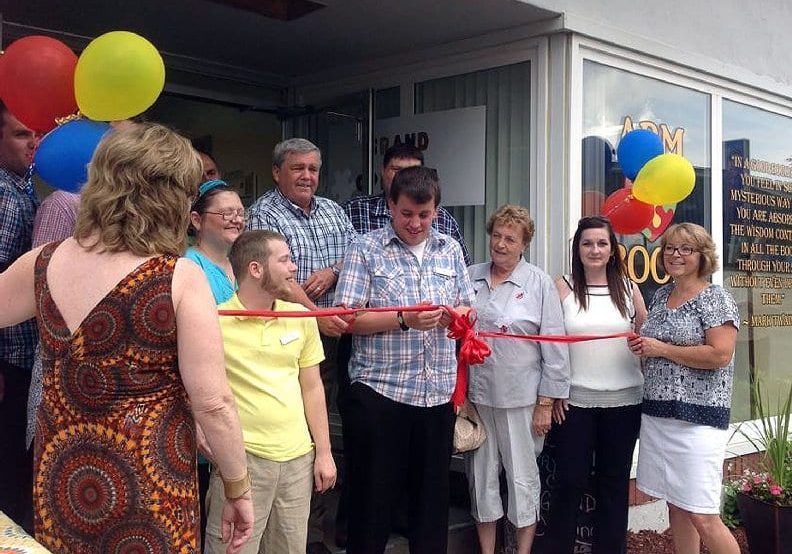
218;294;325;462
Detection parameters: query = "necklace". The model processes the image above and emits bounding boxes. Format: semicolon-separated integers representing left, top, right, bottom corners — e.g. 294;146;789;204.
668;281;707;307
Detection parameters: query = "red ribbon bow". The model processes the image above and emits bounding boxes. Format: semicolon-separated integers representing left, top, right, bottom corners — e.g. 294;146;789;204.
446;310;492;409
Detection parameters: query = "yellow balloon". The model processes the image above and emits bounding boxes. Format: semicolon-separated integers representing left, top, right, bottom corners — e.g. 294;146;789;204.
75;31;165;121
632;153;695;205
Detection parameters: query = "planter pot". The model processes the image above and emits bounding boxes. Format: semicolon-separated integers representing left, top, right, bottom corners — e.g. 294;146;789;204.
736;491;792;554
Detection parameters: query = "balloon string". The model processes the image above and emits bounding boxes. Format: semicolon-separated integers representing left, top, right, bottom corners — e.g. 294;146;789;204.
218;305;637;409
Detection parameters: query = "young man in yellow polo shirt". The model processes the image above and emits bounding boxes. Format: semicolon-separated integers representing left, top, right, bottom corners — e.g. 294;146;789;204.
205;230;337;554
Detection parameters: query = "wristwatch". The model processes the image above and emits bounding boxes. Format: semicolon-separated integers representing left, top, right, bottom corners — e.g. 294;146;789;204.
397;311;409;331
222;471;251;499
537;397;554;407
330;264;341;277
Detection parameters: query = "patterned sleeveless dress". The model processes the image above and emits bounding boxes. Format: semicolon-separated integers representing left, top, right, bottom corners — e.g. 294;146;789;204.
32;242;199;554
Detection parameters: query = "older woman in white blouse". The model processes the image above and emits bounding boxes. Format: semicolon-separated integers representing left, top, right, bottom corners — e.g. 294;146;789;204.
465;204;569;554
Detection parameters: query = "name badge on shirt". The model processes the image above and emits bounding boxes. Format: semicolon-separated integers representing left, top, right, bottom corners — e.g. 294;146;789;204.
280;332;299;346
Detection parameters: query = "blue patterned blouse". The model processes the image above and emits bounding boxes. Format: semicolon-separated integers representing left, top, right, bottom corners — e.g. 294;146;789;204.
641;284;739;429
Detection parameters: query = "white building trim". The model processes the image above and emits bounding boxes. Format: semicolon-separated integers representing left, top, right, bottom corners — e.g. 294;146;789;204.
559;11;792;102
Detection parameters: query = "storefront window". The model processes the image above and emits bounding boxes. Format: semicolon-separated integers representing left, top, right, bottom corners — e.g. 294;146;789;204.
414;62;531;263
376;86;400;120
581;60;711;304
722;100;792;420
148;94;281;206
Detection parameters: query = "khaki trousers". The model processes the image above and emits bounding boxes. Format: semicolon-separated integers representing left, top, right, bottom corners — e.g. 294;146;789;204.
205;450;314;554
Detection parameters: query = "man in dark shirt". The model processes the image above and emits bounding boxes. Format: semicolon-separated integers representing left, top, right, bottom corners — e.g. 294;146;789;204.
0;101;39;528
343;144;470;264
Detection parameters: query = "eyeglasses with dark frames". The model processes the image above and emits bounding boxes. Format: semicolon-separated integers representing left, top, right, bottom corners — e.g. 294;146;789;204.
663;245;696;256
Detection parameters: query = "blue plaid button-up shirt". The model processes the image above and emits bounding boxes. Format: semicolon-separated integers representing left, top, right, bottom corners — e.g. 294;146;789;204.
343;193;471;265
247;188;357;308
335;225;474;407
0;166;39;369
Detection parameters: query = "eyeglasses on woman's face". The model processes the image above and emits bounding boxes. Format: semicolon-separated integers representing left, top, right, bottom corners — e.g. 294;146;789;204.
663;244;696;257
204;209;247;222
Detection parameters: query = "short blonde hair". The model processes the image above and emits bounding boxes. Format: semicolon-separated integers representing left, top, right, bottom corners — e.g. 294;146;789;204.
486;204;535;246
659;222;719;278
74;123;202;257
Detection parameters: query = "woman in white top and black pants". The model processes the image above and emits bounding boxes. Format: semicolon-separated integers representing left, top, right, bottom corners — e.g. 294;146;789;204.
534;215;647;554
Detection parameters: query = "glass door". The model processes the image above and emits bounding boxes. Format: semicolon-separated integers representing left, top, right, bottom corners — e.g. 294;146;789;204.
283;90;373;205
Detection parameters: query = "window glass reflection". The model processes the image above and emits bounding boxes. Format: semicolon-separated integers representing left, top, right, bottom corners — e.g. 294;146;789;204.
722;99;792;420
582;60;711;304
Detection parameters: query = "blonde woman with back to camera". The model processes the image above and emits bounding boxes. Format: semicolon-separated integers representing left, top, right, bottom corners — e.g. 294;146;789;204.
0;123;253;553
629;223;739;554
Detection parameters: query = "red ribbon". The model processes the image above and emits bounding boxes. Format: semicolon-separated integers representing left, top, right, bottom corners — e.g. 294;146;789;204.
218;305;638;409
479;329;637;343
218;305;439;319
446;311;491;408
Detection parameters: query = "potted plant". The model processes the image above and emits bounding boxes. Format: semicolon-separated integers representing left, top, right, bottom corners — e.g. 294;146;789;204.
730;379;792;554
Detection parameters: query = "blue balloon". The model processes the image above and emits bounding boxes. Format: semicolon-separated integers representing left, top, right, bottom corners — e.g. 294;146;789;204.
34;118;111;192
616;129;664;181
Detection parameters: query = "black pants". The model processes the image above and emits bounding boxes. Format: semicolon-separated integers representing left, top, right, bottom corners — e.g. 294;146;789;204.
345;382;455;554
333;334;353;544
307;335;339;545
198;462;211;551
535;403;641;554
0;360;34;531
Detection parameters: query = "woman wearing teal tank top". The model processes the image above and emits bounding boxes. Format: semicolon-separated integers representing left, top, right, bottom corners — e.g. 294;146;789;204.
184;178;245;547
186;179;244;303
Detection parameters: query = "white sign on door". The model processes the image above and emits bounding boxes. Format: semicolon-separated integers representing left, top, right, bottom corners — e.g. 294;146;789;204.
374;106;486;206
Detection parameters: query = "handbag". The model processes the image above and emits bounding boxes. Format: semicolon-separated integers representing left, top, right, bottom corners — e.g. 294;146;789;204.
453;400;487;453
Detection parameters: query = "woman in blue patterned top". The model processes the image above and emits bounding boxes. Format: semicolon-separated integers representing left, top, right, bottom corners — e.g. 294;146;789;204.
628;223;739;554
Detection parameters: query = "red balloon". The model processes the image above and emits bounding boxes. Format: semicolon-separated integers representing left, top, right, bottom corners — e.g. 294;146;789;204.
601;187;654;235
582;189;606;217
0;36;78;132
0;55;6;101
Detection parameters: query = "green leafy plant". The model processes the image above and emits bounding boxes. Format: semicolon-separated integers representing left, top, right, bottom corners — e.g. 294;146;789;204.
727;380;792;508
721;479;742;528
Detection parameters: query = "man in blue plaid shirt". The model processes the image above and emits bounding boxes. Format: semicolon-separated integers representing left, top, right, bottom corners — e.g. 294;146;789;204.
246;138;356;553
343;144;470;265
335;144;470;548
0;101;39;529
335;165;473;554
